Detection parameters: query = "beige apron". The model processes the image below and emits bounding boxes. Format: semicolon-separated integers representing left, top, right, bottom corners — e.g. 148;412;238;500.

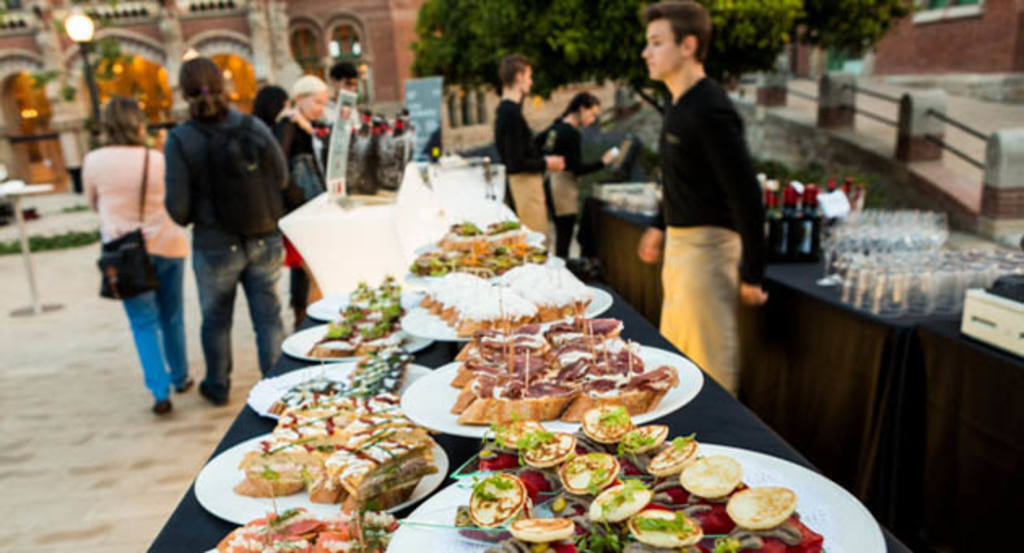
659;226;742;394
508;172;548;234
549;171;579;216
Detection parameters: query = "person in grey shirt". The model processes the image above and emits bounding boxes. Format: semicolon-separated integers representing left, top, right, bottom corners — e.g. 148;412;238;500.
164;57;288;405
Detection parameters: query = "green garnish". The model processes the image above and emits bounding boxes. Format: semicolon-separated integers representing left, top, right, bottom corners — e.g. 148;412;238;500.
515;429;555;452
634;511;695;534
473;475;515;501
598;406;630;428
617;429;657;456
600;479;649;517
671;433;696;451
261;466;280;481
488;221;521;234
458;222;482;236
325;322;354;340
713;537;742;553
269;507;302;529
585;465;610;495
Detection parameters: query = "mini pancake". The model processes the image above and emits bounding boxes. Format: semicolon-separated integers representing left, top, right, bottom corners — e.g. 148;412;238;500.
558;453;620;495
588;482;653;523
679;455;743;499
646;436;699;477
469;474;529;528
726;487;798;531
522;432;576;468
628;509;703;548
494;420;547;450
617;425;669;455
581;405;634;444
509;518;575;543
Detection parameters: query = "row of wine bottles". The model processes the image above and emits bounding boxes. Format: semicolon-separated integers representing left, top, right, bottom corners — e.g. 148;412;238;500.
760;176;866;263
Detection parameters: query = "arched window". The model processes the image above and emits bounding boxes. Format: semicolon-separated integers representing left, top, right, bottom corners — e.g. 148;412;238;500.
290;27;323;77
211;53;256;114
328;23;362;60
94;56;173;123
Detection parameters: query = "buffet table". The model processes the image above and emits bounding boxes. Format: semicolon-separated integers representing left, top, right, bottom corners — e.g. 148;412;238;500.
146;287;911;553
591;201;1023;551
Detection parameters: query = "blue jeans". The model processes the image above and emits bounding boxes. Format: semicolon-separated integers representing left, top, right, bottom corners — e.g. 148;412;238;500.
193;235;284;397
122;255;189;401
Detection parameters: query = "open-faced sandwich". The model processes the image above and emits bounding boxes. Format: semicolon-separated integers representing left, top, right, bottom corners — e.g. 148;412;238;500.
216;507;398;553
307;278;407;359
268;348;412;415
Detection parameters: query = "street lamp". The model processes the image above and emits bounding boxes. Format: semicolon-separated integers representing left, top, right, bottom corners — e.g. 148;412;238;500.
65;12;101;132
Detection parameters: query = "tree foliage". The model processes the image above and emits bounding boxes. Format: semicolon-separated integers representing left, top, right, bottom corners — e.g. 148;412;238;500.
799;0;909;56
413;0;906;98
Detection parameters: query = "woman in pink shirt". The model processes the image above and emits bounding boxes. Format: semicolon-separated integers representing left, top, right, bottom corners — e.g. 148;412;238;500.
84;97;191;415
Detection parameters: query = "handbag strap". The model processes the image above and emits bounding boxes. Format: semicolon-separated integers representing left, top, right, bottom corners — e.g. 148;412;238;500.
137;146;150;223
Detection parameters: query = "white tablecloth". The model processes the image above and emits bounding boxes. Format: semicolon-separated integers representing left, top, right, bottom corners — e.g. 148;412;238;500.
280;162;516;295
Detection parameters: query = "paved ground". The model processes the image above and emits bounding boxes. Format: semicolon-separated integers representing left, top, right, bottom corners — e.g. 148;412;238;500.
0;196;281;552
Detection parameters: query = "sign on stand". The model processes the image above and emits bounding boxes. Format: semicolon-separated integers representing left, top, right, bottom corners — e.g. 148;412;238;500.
325;89;359;203
405;76;443;162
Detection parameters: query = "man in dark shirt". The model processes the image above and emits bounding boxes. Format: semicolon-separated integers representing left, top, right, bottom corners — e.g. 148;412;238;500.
637;1;767;394
493;54;564;234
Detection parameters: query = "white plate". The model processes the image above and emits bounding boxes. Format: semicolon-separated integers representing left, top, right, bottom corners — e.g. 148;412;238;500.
281;325;433;363
195;434;449;526
247;363;433;419
399;286;614;343
306;291;426;323
386;444;883;553
400;345;704;438
413;231;547;256
404;257;567;289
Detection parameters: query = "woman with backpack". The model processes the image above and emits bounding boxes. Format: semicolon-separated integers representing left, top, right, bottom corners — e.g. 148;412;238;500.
85;97;190;415
536;92;616;258
272;76;330;328
164;57;289;406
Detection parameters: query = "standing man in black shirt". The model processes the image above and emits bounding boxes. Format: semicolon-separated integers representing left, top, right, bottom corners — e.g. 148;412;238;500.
494;54;564;234
637;1;768;394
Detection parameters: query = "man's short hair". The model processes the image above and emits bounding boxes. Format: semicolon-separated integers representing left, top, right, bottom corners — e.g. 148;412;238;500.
329;61;359;82
643;1;712;62
499;54;531;88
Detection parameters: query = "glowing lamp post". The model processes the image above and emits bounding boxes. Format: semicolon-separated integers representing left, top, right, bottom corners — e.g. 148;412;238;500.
65;12;101;130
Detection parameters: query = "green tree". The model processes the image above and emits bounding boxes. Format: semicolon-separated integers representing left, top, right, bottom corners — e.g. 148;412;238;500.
799;0;908;56
412;0;803;105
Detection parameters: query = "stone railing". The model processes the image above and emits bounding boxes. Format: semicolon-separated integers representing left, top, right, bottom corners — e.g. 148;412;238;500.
177;0;248;18
0;9;37;36
76;1;162;24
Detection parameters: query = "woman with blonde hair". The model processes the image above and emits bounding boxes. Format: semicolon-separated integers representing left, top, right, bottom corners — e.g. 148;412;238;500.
85;96;190;415
275;74;330;326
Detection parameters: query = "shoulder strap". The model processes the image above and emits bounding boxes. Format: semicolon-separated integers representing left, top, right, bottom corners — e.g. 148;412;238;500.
138;147;150;223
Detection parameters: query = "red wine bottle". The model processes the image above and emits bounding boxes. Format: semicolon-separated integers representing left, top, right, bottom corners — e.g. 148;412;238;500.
798;185;822;262
766;190;786;262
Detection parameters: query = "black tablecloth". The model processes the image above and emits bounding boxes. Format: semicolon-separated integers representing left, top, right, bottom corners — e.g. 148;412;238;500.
910;318;1024;551
148;288;910;553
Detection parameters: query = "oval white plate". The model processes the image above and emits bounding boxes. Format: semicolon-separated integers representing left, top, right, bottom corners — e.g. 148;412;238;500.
247;363;432;419
413;231;547;256
404;257;566;289
400;345;704;438
195;434;449;526
386;443;883;553
281;325;433;363
306;291;425;323
399;286;614;343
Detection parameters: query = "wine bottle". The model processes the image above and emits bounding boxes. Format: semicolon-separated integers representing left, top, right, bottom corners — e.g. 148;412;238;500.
781;186;800;262
766;189;786;263
798;185;822;262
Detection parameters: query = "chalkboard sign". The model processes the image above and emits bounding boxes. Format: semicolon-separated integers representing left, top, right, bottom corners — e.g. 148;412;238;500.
405;76;443;162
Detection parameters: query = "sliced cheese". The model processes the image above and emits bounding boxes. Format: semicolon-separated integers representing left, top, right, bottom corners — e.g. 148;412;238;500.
646;437;698;477
469;474;528;528
628;509;703;548
726;487;797;531
679;455;743;499
509;518;575;543
522;432;576;468
558;453;620;495
581;405;634;444
588;483;653;523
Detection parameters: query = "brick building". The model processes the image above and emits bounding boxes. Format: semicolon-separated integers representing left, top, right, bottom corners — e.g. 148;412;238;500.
0;0;425;188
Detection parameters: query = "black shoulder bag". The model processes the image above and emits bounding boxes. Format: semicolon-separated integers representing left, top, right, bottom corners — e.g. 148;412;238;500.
98;148;158;299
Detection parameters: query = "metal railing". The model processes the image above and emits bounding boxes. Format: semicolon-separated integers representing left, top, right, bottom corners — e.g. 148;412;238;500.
7;132;59;144
923;108;987;168
841;84;899;128
923;135;986;169
787;88;818;102
844;84;901;104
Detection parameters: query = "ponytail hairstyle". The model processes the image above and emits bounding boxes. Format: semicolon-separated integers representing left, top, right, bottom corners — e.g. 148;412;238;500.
558;91;601;126
179;57;229;123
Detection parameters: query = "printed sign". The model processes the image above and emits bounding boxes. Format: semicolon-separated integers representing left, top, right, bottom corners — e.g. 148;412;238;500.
405;76;443;162
325;89;359;201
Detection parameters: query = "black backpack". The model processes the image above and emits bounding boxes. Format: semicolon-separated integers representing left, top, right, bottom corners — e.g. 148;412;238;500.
192;115;284;237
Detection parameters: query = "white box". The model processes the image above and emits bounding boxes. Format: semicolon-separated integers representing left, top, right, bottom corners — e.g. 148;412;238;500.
961;289;1024;357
